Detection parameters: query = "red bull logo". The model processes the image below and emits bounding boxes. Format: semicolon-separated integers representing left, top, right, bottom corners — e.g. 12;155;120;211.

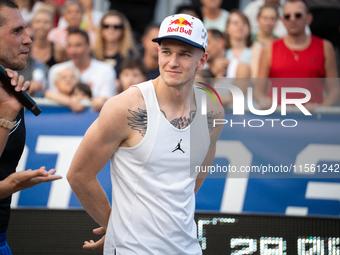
169;17;193;28
168;17;193;35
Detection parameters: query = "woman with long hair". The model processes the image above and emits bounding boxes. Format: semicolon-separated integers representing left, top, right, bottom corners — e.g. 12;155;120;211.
253;4;279;45
250;4;279;78
16;0;43;24
93;10;139;76
30;6;61;66
224;10;252;64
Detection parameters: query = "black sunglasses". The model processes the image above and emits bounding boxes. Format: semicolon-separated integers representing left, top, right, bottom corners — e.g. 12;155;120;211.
102;24;123;30
283;13;302;20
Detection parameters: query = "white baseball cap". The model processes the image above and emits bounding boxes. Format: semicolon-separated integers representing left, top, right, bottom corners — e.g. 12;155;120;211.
152;14;208;51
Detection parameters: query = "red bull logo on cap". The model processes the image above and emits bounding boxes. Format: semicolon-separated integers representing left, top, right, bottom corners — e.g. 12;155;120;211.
167;17;193;35
169;17;193;28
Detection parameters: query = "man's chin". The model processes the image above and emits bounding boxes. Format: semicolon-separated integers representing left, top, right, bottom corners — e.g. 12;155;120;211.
164;81;186;88
2;60;27;71
15;61;29;71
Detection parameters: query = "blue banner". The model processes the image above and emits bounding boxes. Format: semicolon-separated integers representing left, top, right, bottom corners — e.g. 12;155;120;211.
13;106;340;218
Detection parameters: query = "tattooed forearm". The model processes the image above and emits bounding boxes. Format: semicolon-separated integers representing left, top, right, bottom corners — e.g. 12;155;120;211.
127;108;147;137
207;111;221;132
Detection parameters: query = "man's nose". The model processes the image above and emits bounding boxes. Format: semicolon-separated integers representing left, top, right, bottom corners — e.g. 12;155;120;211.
22;29;32;46
169;54;179;67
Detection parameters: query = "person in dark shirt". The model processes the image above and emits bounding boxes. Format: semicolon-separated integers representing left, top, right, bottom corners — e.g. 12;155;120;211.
0;1;61;253
108;0;157;44
140;24;160;80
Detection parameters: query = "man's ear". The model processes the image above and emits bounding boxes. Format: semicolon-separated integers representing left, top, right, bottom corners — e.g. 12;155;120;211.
280;16;285;25
307;13;313;26
197;52;208;71
157;46;161;64
141;36;148;47
219;38;226;49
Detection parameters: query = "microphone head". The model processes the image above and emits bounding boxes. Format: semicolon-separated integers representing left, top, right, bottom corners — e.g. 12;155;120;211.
31;105;42;116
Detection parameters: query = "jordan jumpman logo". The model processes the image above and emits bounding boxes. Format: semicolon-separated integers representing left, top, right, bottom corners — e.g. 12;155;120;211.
172;139;185;153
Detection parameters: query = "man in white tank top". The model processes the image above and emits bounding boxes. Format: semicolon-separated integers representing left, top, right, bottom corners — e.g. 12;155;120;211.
67;13;224;255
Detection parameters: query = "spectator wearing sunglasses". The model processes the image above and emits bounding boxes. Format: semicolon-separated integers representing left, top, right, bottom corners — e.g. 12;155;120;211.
243;0;311;38
254;0;339;111
93;10;139;76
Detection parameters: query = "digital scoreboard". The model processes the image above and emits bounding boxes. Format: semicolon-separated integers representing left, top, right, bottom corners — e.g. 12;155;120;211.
6;210;340;254
195;213;340;254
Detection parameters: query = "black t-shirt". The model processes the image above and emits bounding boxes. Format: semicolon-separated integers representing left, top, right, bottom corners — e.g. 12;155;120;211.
0;109;26;233
102;49;137;77
103;53;124;77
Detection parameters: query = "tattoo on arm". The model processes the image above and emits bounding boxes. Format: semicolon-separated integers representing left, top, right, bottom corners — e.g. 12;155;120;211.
207;111;221;133
127;108;147;137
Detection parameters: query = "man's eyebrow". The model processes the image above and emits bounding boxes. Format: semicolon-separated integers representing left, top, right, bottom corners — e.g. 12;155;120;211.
10;25;27;33
161;47;193;53
180;49;193;54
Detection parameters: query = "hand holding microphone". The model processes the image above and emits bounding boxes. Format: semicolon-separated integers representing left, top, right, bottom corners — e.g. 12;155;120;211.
0;64;41;116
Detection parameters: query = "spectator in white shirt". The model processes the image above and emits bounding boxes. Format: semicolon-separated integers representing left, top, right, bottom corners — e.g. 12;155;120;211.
48;28;116;111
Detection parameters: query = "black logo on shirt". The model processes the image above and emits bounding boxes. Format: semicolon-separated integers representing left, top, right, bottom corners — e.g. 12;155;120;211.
172;139;185;153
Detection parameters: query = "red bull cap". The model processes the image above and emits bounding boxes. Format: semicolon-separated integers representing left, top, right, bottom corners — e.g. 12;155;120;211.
152;14;208;51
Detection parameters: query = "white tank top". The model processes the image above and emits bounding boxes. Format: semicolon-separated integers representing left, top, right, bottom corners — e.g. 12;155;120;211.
226;58;240;78
104;81;210;255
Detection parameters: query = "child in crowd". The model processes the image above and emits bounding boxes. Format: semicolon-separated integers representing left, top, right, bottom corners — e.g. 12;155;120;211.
45;66;87;112
54;67;78;95
116;58;147;94
70;82;92;103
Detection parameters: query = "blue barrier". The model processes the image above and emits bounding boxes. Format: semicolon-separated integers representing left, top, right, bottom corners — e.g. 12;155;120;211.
13;105;340;218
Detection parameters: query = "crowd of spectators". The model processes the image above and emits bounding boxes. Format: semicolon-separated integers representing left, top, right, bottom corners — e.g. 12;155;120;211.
14;0;340;112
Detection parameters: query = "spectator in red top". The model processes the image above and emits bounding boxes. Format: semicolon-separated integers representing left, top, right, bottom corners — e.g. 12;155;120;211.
46;0;67;7
254;0;339;110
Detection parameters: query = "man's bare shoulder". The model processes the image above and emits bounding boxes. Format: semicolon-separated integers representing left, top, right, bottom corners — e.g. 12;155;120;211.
323;39;336;57
96;86;146;139
102;86;145;117
322;39;338;78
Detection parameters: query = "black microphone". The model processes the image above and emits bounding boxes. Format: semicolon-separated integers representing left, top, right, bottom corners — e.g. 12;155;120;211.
0;64;41;116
